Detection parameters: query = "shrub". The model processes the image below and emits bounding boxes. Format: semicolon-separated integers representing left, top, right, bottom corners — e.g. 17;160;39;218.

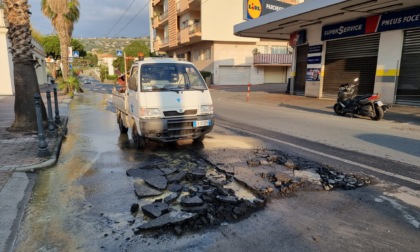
57;76;83;96
200;71;212;79
106;74;118;80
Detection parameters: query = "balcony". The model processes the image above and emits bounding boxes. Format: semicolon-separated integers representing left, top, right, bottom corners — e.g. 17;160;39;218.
159;11;168;23
180;28;190;44
154;40;161;51
253;54;293;66
152;16;159;29
179;0;189;13
160;37;170;50
189;23;201;37
152;0;161;7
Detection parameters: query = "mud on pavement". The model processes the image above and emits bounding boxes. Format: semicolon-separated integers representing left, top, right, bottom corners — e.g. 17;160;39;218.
123;146;372;236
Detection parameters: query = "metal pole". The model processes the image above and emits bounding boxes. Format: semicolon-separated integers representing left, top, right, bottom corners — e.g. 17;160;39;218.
46;90;56;133
124;52;128;87
53;88;61;124
34;94;50;157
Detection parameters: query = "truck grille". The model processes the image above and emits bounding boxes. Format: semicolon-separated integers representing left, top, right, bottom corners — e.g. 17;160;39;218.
167;118;196;138
163;109;197;117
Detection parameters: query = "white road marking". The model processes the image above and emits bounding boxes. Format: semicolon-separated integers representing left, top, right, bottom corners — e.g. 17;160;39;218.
379;196;420;229
219;123;420;185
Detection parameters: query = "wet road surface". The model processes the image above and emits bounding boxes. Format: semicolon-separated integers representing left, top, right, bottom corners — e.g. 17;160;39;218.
13;91;420;252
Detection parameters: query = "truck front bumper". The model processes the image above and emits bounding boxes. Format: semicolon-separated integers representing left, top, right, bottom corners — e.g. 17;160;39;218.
139;115;214;142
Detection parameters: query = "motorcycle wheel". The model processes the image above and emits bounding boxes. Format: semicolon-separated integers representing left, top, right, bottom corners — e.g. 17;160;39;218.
370;106;384;121
333;103;346;116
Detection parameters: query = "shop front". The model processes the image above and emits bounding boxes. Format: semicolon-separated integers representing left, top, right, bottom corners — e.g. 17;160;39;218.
234;0;420;105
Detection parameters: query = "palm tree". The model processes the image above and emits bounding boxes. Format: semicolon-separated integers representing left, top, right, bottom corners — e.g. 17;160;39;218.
41;0;80;81
3;0;47;132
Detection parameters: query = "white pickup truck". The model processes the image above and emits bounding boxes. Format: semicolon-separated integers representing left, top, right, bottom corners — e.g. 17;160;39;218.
112;58;214;148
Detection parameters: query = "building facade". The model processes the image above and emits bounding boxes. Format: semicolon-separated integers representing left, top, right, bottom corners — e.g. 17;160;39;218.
1;9;47;95
150;0;298;85
235;0;420;106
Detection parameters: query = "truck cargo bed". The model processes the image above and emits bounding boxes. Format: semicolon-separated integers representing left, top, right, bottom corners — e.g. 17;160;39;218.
112;88;126;112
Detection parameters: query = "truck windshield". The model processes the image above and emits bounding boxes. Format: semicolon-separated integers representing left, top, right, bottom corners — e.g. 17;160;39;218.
140;63;208;92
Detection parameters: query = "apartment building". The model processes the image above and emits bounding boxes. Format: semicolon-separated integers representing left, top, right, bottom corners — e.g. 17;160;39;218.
150;0;299;85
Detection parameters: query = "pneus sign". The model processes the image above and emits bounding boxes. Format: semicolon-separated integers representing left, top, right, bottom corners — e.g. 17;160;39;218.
322;7;420;41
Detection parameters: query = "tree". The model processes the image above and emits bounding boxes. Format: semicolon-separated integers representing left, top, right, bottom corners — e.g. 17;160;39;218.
113;40;150;73
71;39;86;57
43;35;86;59
3;0;47;132
42;35;86;79
41;0;80;80
99;65;108;82
85;53;98;67
43;35;61;59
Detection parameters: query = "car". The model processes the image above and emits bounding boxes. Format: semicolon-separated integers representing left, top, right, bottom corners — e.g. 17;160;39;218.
84;79;91;84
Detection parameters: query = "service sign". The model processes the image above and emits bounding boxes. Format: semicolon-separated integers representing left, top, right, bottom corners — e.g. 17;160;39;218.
321;7;420;41
308;45;323;54
245;0;292;19
376;7;420;32
321;18;366;41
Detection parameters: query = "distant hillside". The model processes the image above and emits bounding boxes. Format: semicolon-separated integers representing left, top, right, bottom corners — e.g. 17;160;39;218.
77;37;150;54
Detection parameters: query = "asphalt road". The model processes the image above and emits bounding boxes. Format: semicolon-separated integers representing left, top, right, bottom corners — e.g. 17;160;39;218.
11;87;420;251
212;91;420;190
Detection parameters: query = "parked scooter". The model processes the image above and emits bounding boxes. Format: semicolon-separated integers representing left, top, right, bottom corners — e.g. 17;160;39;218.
333;78;391;121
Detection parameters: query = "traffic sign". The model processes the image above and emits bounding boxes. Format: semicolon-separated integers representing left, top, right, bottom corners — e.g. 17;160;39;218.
73;51;79;58
116;50;123;57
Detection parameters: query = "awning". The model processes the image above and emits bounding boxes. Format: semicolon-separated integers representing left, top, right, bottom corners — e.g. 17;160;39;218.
234;0;420;40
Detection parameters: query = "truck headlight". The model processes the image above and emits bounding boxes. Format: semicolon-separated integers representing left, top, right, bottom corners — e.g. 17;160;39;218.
201;105;213;115
141;108;161;117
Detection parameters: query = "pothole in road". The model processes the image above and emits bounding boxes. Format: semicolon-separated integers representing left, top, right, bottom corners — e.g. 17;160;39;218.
118;149;372;236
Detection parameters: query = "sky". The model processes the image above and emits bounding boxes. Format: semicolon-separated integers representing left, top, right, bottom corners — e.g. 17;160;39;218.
28;0;151;38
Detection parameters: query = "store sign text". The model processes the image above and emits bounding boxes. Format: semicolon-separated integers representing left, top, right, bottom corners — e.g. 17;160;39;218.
323;24;363;36
322;7;420;40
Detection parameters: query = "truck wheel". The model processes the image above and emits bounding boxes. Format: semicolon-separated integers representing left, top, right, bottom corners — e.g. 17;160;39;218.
132;125;146;149
118;118;128;134
193;134;205;143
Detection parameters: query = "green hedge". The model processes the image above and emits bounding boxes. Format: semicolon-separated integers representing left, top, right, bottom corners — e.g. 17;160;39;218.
106;74;118;80
200;71;212;79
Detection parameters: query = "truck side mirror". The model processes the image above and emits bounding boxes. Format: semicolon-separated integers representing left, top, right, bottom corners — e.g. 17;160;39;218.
128;76;137;91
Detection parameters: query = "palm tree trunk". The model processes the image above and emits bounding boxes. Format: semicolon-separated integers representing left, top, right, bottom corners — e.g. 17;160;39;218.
12;63;48;131
3;0;48;132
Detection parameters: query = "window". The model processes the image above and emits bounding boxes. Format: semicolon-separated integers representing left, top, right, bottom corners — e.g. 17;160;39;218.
257;45;269;54
181;20;189;29
128;67;138;91
203;48;211;60
271;46;288;54
193;50;201;61
140;63;207;91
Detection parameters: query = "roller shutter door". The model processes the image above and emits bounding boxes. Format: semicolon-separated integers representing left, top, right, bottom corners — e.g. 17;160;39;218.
323;34;380;98
397;28;420;106
294;44;308;95
264;66;286;83
219;66;250;85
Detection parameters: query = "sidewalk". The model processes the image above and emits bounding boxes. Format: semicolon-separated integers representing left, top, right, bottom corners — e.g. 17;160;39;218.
209;84;420;125
0;84;71;252
0;83;71;176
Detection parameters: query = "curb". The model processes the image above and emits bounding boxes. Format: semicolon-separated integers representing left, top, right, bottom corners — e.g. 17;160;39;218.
14;117;68;172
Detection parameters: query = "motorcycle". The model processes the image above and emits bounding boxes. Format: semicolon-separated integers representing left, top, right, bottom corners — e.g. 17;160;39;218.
333;78;391;121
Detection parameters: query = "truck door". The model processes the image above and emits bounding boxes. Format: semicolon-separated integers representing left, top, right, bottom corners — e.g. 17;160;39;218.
127;66;140;118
